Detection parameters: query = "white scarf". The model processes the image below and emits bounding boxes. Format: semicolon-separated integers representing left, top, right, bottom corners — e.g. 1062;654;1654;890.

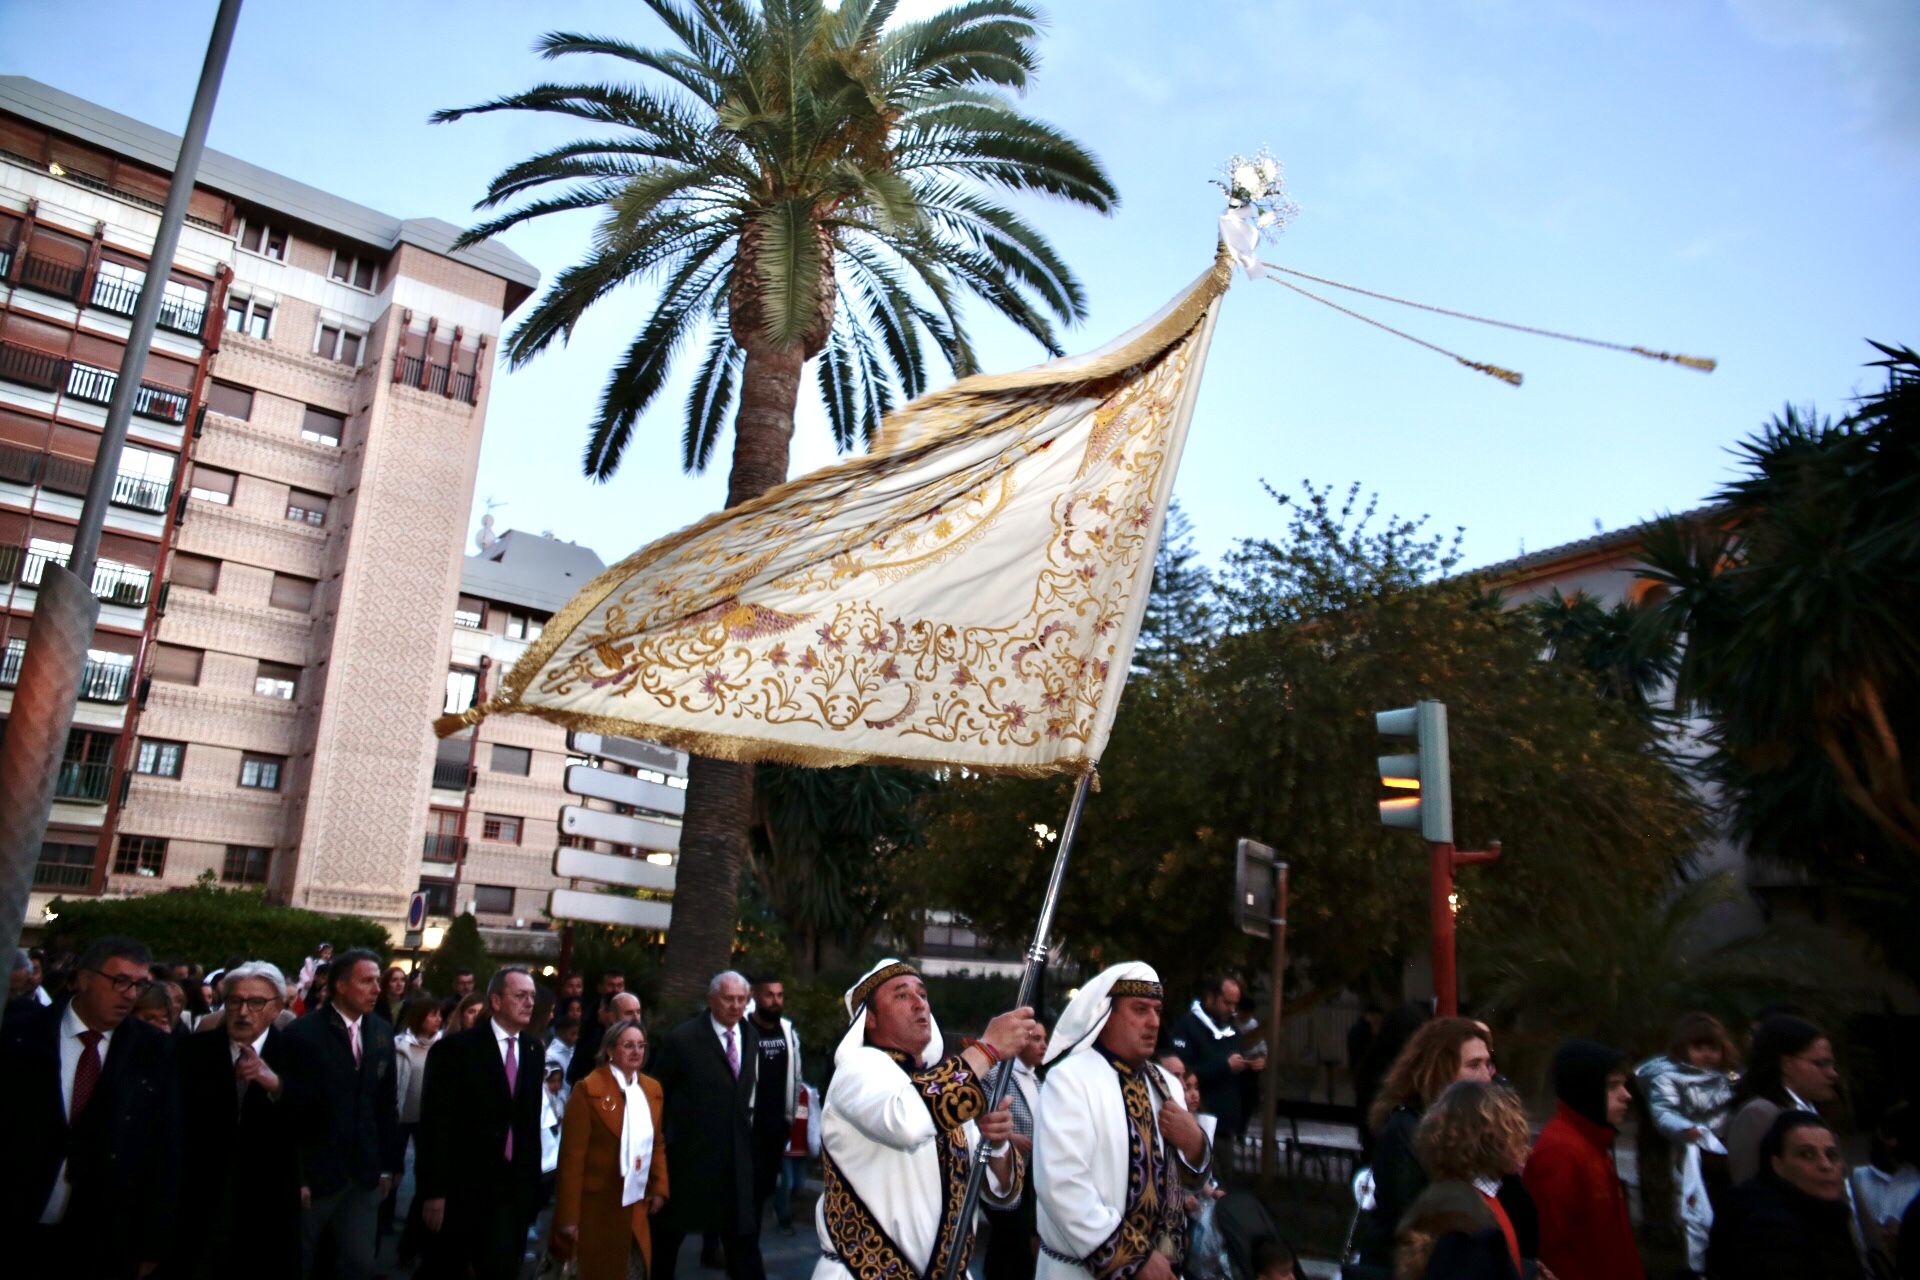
1187;999;1235;1040
613;1066;655;1207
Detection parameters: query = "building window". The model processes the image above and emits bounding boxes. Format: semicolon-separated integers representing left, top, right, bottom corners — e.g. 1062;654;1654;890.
489;744;531;776
314;323;366;366
34;840;95;890
113;834;166;878
454;595;485;629
268;572;315;612
481;813;522;844
222;844;271;884
254;661;299;700
327;251;379;291
286;490;328;527
301;405;345;447
224;296;274;340
236;219;287;261
114;445;175;512
149;643;203;686
238;753;284;791
134;738;184;778
417;879;455;916
444;668;479;715
473;884;514;915
189;465;236;505
504;612;545;641
205;380;253;420
169;552;219;593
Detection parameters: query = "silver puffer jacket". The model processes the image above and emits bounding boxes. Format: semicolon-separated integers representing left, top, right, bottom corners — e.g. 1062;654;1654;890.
1635;1053;1735;1141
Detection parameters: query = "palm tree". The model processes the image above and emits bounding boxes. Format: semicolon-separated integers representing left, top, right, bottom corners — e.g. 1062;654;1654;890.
435;0;1116;1009
1525;587;1678;714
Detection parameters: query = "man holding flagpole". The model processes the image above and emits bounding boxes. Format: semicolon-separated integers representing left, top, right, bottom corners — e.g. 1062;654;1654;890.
1035;963;1211;1280
811;959;1041;1280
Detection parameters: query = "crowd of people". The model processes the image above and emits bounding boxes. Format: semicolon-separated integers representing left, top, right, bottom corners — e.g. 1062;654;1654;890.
6;936;1914;1280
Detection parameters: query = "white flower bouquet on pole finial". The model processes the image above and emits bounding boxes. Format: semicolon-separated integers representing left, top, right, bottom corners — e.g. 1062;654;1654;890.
1214;147;1298;279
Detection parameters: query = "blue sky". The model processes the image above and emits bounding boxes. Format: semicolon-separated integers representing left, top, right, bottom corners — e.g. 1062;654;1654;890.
6;0;1916;572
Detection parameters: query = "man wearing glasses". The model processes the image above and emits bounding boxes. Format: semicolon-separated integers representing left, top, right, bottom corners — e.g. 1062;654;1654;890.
176;961;301;1278
419;965;547;1280
1;934;182;1278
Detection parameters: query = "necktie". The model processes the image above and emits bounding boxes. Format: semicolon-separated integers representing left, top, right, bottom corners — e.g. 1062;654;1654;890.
349;1020;362;1068
503;1036;518;1161
1005;1067;1035;1140
725;1026;739;1077
71;1029;103;1122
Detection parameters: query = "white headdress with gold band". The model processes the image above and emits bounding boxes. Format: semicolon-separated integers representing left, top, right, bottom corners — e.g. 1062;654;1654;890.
837;957;944;1066
1043;960;1163;1066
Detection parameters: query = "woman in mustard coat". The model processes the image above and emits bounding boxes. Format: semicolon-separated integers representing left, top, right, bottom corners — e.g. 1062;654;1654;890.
553;1017;670;1280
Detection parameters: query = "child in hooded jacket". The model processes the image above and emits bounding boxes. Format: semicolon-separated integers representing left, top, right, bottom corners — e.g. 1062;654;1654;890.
1635;1013;1739;1271
1523;1040;1646;1280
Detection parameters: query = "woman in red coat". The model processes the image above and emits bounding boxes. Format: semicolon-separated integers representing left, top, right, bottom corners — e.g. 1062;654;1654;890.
553;1018;670;1280
1523;1040;1645;1280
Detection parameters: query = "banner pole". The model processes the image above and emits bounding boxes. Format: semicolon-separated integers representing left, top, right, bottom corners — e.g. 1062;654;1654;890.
938;767;1095;1280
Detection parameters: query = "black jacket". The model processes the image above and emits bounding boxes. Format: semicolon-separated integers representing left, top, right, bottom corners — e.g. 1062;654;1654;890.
1706;1172;1865;1280
1358;1103;1426;1265
1166;1004;1248;1134
278;1003;402;1194
651;1012;761;1234
416;1019;546;1274
174;1025;301;1276
0;999;181;1271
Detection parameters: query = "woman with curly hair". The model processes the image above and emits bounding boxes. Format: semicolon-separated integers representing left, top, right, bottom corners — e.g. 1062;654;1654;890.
1355;1017;1498;1267
1394;1080;1534;1279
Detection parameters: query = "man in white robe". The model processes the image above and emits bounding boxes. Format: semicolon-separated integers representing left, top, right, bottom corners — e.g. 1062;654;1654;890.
812;959;1042;1280
1035;963;1211;1280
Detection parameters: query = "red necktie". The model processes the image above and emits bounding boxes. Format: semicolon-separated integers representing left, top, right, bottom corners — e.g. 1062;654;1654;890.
71;1029;103;1122
503;1036;517;1160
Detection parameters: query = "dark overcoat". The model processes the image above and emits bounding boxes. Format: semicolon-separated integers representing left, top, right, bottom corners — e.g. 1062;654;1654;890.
650;1012;760;1234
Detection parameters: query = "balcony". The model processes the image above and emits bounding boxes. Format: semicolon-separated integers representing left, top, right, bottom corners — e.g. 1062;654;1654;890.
422;833;468;864
157;292;208;336
395;354;480;406
110;471;171;513
0;440;172;513
0;641;132;702
55;759;113;803
0;339;66;392
90;273;141;317
89;274;208;337
16;252;84;302
0;544;151;607
431;759;475;791
64;362;191;424
1;639;20;686
32;860;94;891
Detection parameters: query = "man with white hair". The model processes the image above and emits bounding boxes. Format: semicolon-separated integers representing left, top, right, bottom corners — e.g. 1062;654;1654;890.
650;970;764;1280
812;959;1040;1280
1035;963;1210;1280
176;960;302;1278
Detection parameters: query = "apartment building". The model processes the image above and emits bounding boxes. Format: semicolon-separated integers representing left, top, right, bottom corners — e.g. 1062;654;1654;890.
0;77;537;936
432;526;686;956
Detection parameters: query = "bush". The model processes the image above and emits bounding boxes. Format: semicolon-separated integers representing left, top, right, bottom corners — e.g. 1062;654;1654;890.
43;880;389;976
421;913;496;998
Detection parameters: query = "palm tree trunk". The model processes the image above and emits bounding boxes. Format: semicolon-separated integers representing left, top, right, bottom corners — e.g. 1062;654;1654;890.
660;340;807;1013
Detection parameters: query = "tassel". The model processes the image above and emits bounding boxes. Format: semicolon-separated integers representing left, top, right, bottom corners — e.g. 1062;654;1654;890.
433;703;490;738
1459;359;1524;387
1631;347;1717;373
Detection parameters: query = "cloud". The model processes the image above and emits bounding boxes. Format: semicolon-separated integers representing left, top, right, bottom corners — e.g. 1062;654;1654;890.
1726;0;1920;154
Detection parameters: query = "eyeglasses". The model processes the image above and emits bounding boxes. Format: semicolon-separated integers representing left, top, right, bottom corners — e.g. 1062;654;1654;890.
228;996;279;1014
86;969;153;995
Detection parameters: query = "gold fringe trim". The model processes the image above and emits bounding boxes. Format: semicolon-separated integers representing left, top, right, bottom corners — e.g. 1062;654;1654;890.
1631;347;1717;373
466;251;1236;756
1459;358;1524;387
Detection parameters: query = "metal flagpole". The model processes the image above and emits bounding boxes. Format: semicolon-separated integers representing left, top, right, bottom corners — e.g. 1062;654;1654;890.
0;0;245;988
937;767;1095;1280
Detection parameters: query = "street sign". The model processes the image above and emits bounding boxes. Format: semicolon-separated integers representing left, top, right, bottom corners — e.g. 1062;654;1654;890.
567;731;688;778
563;764;686;816
559;805;681;853
547;888;673;931
406;891;428;933
1234;838;1278;939
553;846;677;892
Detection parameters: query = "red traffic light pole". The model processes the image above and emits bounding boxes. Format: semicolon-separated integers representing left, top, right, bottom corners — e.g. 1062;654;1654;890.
1429;839;1502;1016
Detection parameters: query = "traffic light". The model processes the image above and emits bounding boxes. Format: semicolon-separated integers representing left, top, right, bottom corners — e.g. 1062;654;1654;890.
1376;700;1452;843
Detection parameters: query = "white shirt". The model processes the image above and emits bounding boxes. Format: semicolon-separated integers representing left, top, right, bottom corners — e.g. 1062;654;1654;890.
1854;1164;1920;1228
228;1026;272;1065
41;1005;116;1224
711;1013;743;1061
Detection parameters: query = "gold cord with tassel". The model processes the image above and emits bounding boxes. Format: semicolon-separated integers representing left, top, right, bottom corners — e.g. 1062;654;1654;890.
433;702;493;739
1268;276;1525;387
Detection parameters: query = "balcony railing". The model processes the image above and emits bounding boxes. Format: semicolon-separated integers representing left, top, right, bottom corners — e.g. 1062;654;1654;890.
394;354;480;405
32;861;94;890
422;833;468;863
1;640;22;686
0;440;171;512
0;244;12;277
431;759;475;791
110;472;171;513
79;657;133;703
0;545;152;607
157;292;207;336
55;759;112;803
90;274;141;317
89;273;208;336
65;362;191;424
0;339;66;392
18;252;84;301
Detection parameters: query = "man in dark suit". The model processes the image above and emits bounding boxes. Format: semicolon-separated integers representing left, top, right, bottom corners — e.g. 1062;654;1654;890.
418;965;546;1280
0;934;181;1278
651;970;763;1280
174;960;301;1279
1166;974;1264;1147
280;946;402;1279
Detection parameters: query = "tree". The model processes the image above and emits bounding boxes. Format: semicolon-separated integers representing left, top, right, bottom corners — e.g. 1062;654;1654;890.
422;912;497;997
1639;342;1920;973
1525;587;1678;715
914;483;1699;1002
437;0;1115;1008
1135;498;1212;672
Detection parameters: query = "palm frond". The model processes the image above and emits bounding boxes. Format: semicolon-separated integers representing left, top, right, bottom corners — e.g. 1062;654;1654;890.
684;328;743;471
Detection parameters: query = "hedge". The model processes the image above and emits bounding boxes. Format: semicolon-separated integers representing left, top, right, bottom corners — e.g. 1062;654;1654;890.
43;879;389;976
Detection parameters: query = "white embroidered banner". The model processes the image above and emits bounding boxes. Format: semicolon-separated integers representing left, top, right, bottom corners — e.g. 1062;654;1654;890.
445;252;1231;775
